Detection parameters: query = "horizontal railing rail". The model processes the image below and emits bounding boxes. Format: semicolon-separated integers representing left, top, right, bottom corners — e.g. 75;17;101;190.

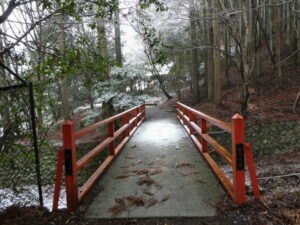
52;103;146;212
176;101;260;204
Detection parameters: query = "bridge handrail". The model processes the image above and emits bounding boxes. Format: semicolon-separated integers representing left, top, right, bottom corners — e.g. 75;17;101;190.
52;103;146;212
176;102;232;133
74;105;141;139
176;101;260;204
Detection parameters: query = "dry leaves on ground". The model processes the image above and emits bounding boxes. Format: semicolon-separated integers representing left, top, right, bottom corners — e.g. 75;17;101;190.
137;177;161;188
143;190;154;196
115;175;131;179
146;198;158;208
181;171;201;176
160;196;170;203
149;169;163;175
177;163;194;168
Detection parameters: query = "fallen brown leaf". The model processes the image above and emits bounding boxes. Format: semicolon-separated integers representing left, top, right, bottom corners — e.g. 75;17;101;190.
160;195;170;203
149;169;163;175
115;198;126;205
146;198;158;208
136;169;149;175
137;177;161;188
182;171;201;176
115;175;131;179
178;163;194;168
108;205;125;217
143;190;154;196
126;196;145;206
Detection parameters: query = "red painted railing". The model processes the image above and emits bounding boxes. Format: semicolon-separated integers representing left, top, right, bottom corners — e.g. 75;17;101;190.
176;101;260;204
52;104;146;212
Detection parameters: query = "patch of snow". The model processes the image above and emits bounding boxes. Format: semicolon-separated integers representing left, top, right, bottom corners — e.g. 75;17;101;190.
74;106;91;113
73;103;102;114
0;186;66;211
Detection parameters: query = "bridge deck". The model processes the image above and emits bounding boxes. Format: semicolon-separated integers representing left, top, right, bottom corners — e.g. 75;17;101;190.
84;106;224;218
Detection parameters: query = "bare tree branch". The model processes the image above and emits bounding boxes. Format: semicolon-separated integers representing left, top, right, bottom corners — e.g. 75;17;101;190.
0;0;34;24
0;9;61;57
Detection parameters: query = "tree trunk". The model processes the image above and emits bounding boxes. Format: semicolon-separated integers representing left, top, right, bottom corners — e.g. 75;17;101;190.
97;17;114;118
274;1;282;88
296;0;300;64
114;0;122;66
224;28;230;87
239;0;254;116
207;0;214;101
57;13;71;121
189;0;200;105
213;0;221;105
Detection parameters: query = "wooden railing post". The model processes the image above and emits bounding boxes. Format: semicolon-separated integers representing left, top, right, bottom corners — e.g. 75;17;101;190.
125;114;130;137
108;121;115;155
189;112;195;135
62;121;78;212
144;104;146;118
201;119;208;153
139;105;143;121
133;109;138;126
231;114;246;204
183;108;187;125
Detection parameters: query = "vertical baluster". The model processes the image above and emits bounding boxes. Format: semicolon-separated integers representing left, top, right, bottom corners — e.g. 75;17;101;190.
201;119;208;153
108;121;115;155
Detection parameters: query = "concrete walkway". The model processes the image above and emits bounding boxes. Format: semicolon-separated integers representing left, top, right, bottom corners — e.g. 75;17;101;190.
84;106;223;219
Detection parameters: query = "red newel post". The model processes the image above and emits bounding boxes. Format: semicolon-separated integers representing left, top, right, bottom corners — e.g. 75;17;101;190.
133;109;138;126
201;119;208;153
139;105;143;121
62;120;78;212
183;108;187;125
143;103;146;118
231;114;246;204
189;112;195;135
108;121;115;155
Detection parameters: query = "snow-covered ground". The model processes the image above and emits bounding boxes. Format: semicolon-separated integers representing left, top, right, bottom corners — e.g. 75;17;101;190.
0;186;66;211
73;103;102;114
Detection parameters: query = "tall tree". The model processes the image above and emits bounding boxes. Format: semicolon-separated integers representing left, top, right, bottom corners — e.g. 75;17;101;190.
274;1;282;88
213;0;221;105
207;0;214;101
114;0;122;66
189;0;200;104
57;11;71;121
97;16;114;117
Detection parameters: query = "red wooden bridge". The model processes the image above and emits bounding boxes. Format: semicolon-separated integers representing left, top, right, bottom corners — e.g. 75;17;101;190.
52;101;260;218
